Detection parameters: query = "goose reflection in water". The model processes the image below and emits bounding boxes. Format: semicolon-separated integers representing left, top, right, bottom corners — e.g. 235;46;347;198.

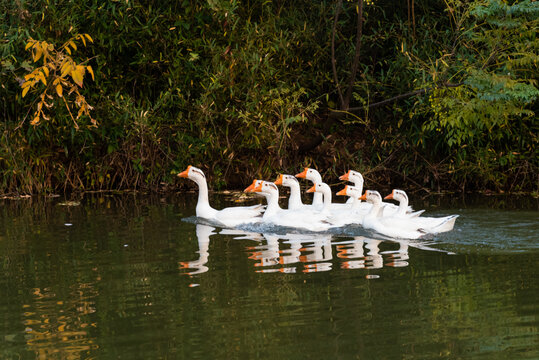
178;224;214;276
241;234;449;273
180;224;454;276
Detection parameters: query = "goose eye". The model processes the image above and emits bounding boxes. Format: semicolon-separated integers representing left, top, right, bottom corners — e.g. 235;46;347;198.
192;169;205;178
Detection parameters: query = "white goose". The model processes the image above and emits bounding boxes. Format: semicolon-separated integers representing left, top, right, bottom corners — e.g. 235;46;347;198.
339;170;365;204
274;174;307;210
178;165;264;227
307;182;370;229
296;167;350;211
295;167;324;207
383;189;424;217
253;181;332;232
330;185;372;226
340;169;414;215
305;182;334;215
384;189;458;232
359;190;428;239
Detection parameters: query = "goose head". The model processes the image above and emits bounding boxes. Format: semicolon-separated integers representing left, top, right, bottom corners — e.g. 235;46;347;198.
359;190;383;205
178;165;206;182
339;170;364;187
244;179;263;192
336;185;362;200
307;183;329;194
254;181;279;196
306;182;331;197
274;174;300;187
295;167;322;183
384;189;408;204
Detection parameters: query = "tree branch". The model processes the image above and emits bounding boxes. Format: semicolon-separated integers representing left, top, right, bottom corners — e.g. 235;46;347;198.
344;82;464;113
331;0;345;108
343;0;364;110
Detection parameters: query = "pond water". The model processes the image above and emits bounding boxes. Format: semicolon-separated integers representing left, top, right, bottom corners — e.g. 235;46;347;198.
0;193;537;359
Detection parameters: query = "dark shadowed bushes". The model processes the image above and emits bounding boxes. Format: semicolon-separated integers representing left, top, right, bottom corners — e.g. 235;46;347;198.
0;0;537;195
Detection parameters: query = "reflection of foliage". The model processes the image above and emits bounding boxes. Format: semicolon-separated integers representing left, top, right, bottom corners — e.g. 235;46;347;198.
0;196;537;358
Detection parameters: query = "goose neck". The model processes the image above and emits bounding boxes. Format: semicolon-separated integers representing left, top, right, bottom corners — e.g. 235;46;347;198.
263;191;281;218
193;176;215;216
287;183;303;209
368;201;384;218
321;187;332;212
312;192;323;207
397;196;408;215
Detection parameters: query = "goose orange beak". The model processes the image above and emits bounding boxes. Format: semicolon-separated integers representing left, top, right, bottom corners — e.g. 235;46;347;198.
336;186;348;196
274;174;284;185
295;168;308;178
384;191;394;200
359;192;367;201
253;183;263;192
306;185;316;193
339;170;350;181
178;165;191;178
244;180;257;192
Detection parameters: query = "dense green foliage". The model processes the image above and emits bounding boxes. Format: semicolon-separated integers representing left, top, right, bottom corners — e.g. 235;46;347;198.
1;0;537;195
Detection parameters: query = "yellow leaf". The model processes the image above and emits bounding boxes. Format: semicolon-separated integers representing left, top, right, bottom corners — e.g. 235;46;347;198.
68;40;77;51
22;86;30;98
77;65;86;75
85;34;94;43
79;34;86;47
56;84;63;97
42;66;49;77
61;63;72;78
71;67;84;87
87;65;95;81
77;107;84;119
31;116;40;125
21;81;32;88
38;72;47;85
65;46;72;55
34;48;42;62
24;73;34;81
25;41;34;51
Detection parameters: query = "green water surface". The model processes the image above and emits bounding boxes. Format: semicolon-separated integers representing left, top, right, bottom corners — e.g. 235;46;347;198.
0;194;537;359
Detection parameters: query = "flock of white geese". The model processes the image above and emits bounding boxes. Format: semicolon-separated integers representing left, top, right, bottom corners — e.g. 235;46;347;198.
178;165;458;239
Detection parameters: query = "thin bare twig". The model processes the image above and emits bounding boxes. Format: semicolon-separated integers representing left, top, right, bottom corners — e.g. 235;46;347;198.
331;0;345;108
343;0;364;110
343;82;463;113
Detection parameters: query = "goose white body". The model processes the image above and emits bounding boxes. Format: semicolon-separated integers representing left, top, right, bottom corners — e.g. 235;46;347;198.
254;181;332;232
330;185;372;226
178;166;264;228
385;189;458;232
361;190;427;239
340;169;415;215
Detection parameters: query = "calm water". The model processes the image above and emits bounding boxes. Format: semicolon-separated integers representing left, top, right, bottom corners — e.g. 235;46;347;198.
0;193;537;359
